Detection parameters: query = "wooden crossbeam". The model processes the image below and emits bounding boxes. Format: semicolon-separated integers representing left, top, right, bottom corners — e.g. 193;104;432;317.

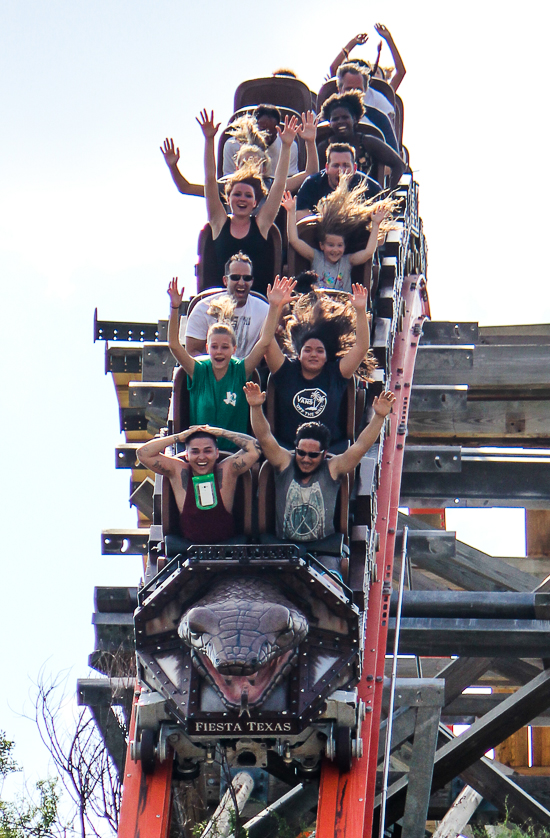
387;616;550;656
375;668;550;828
409;398;550;445
378;657;494;761
399;513;539;592
401;454;550;508
414;344;550;386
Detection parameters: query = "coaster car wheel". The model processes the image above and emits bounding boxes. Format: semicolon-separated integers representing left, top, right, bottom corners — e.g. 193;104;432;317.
139;728;157;775
335;726;352;773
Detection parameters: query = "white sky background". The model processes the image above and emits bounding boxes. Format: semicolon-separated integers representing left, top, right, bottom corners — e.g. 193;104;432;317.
0;0;545;795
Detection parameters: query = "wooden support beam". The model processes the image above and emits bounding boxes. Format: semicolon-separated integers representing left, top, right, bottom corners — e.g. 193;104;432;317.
421;321;479;345
407;529;456;559
141;343;176;382
527;511;550;557
387;616;550;657
403;447;461;473
409;399;550;445
128;381;172;410
478;324;550;345
375;669;550;827
402;702;442;838
399;513;539;592
390;591;550;620
415;345;474;373
94;308;169;343
115;444;145;469
101;529;149;556
443;693;550;726
431;785;483;838
380;680;445;838
378;658;493;761
410;386;468;413
401;452;550;508
414;344;550;387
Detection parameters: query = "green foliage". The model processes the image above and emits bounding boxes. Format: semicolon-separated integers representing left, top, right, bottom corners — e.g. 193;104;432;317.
0;778;60;838
0;731;62;838
0;734;18;779
191;807;248;838
473;805;550;838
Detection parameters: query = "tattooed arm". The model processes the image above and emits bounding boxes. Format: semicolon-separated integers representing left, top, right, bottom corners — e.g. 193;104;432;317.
137;426;206;475
202;425;262;474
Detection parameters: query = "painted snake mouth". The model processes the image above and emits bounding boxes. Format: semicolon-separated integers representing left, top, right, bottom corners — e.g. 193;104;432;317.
195;648;297;708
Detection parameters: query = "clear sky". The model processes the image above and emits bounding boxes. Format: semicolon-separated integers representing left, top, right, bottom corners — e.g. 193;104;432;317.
1;0;546;801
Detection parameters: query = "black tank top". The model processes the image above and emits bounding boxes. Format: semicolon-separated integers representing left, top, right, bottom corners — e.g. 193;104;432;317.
212;216;273;295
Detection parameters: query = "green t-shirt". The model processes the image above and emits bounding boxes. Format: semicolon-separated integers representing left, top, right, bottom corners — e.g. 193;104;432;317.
188;357;249;451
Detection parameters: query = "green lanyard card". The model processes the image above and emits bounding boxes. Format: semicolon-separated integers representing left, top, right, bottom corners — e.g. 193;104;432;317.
192;474;218;510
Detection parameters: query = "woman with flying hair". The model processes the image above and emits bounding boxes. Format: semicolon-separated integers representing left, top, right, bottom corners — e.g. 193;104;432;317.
282;179;398;292
317;90;404;187
264;283;375;451
197;108;298;294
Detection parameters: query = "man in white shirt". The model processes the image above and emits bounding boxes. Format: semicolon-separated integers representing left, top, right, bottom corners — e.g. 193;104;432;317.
185;252;268;360
223;105;299;177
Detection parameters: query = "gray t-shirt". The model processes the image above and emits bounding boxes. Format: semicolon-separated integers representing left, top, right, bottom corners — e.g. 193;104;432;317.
275;458;341;542
185;293;268;359
311;250;352;293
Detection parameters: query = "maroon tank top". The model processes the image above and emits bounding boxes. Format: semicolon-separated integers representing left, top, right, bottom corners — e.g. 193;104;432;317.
179;468;235;543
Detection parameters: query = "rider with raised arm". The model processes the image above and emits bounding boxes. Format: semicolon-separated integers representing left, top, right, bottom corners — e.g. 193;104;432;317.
137;425;261;545
168;276;295;450
244;382;395;570
161;111;319;199
329;24;406;92
197;108;299;294
264;283;371;451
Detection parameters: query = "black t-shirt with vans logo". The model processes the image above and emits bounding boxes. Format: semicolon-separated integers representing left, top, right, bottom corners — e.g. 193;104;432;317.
272;358;348;448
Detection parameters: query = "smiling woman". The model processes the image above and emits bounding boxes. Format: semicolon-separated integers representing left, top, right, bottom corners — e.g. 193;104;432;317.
316;91;404;187
167;276;296;449
198;108;299;293
264;283;372;450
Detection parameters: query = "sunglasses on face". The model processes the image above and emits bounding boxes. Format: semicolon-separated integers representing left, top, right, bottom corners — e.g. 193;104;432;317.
227;274;253;282
295;449;324;459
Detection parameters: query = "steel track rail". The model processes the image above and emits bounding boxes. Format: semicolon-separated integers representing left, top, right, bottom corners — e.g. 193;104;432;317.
316;276;430;838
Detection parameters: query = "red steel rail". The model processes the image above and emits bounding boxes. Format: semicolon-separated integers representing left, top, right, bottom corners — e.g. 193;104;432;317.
317;275;430;838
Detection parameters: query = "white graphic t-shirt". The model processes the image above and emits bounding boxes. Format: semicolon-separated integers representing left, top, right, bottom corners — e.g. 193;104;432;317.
184;293;268;359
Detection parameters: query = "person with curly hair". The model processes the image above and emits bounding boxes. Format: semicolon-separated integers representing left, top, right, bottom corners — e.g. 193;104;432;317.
264;283;375;451
318;91;404;187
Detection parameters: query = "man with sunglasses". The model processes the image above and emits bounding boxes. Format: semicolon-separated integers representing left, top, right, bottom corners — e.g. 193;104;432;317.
245;381;395;551
185;252;269;359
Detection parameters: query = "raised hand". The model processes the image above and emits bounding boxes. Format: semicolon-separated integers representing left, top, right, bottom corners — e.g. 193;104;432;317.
196;109;221;139
350;283;368;310
160;138;180;167
281;190;296;212
372;205;389;225
167;277;184;308
267;275;297;308
278;114;299;146
354;32;369;45
297;111;318;143
243;381;267;407
374;23;393;42
373;390;395;416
